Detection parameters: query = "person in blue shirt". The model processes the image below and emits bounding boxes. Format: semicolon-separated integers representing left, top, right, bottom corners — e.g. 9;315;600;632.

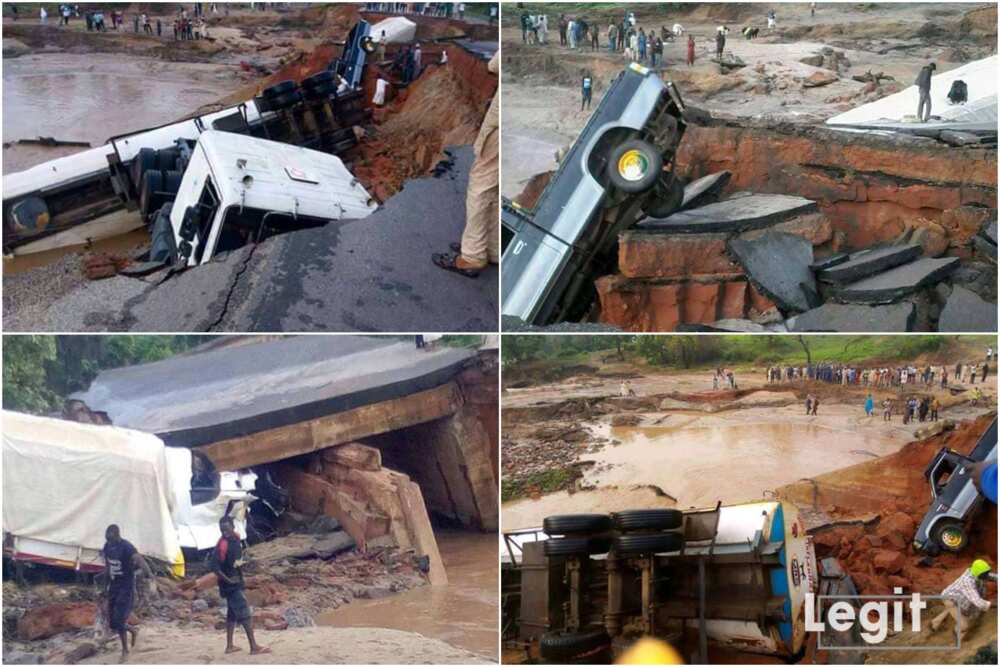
581;72;593;111
864;393;874;416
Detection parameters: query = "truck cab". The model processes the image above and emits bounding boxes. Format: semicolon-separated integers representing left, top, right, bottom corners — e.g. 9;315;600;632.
501;64;697;326
161;130;377;267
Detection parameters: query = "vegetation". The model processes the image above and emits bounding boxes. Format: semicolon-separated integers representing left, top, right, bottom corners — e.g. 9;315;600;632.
503;335;993;371
501;468;581;502
2;335;212;415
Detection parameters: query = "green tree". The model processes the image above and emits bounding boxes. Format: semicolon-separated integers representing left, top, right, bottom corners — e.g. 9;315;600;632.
3;336;60;414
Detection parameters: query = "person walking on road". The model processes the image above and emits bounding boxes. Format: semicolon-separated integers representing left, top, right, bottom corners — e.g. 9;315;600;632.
102;524;154;663
916;62;936;122
580;71;593;111
214;517;271;656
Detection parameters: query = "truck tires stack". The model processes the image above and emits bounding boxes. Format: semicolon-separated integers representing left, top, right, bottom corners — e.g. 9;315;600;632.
255;80;302;113
139;169;183;221
301;71;339;101
540;629;612;663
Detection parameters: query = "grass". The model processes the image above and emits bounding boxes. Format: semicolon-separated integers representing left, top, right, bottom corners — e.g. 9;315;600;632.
718;335;995;367
501;468;580;502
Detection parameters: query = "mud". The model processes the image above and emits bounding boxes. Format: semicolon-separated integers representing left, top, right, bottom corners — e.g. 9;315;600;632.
318;532;498;660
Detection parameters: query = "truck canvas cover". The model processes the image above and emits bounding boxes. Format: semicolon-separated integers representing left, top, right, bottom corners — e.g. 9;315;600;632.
72;336;477;448
370;16;417;43
2;411;184;572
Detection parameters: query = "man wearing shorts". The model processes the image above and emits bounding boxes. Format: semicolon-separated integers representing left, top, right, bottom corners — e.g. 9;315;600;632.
213;517;270;655
102;524;153;662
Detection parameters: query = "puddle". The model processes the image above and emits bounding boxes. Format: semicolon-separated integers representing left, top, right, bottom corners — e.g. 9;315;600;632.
582;409;910;509
3;228;149;274
318;531;497;660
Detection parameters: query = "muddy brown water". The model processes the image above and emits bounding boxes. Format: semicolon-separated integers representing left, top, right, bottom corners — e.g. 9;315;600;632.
318;531;497;660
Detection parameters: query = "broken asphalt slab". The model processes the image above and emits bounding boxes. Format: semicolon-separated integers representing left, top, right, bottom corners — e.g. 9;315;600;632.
787;302;915;332
58;145;496;332
637;192;817;234
679;171;731;211
937;286;998;332
817;244;923;284
71;336;476;447
727;231;818;313
834;256;960;305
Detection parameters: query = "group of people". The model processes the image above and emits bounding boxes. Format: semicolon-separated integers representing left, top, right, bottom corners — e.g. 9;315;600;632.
864;393;941;423
767;359;990;389
364;2;469;19
712;367;737;390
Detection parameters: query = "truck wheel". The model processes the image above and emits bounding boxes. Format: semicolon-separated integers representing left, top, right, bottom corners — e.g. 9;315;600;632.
642;175;685;219
262;80;297;98
931;520;968;553
543;536;611;557
612;509;683;532
540;629;611;662
614;532;683;555
254;95;274;113
268;90;303;110
156;147;181;171
140;170;182;220
361;36;376;53
303;80;338;100
607;138;663;194
543;514;612;536
302;70;336;89
130;147;158;191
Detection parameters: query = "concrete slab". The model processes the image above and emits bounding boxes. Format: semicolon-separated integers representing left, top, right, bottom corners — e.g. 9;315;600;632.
810;253;850;272
817;244;923;284
72;336;476;448
937;286;998;332
835;257;960;305
726;231;817;313
637;193;818;234
787;302;915;332
983;218;998;246
679;171;731;211
973;236;998;264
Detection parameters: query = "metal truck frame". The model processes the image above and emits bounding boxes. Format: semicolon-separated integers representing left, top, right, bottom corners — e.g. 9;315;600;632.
501;63;701;326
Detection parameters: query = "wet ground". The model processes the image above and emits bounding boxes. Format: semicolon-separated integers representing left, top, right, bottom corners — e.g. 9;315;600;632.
2;53;242;171
318;531;497;661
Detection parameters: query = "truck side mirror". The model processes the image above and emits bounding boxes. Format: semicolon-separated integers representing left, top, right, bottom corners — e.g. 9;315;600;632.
179;206;198;241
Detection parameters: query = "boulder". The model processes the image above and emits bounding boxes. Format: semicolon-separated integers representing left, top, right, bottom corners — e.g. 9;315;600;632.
872;549;906;574
17;603;96;641
803;71;838;88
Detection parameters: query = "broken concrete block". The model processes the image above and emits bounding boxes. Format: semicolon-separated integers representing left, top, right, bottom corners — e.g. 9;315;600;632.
787;302;915;332
937;286;998;332
984;218;998;245
679;171;731;210
835;257;960;305
972;235;998;263
817;244;922;284
321;442;382;471
727;232;817;313
618;232;734;279
638;193;818;234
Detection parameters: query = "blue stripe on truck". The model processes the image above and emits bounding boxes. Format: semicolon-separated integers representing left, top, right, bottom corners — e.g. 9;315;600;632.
768;504;794;644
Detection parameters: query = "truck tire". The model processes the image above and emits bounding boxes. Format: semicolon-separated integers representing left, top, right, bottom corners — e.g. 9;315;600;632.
156;147;181;171
254;95;274;113
931;519;968;553
130;147;158;191
607;138;663;194
303;80;338;100
612;509;683;532
643;175;685;219
139;170;182;220
613;532;683;555
268;90;303;110
361;36;376;53
543;514;612;536
302;70;336;89
539;629;611;662
543;536;611;557
262;80;297;98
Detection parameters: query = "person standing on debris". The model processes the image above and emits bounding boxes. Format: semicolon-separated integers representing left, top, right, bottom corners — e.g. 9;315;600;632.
715;29;726;60
916;62;936;122
102;524;154;663
686;34;696;66
931;559;994;639
431;53;499;278
580;71;593;111
214;517;271;655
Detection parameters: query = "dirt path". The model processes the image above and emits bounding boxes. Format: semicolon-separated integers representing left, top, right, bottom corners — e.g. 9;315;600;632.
74;625;489;665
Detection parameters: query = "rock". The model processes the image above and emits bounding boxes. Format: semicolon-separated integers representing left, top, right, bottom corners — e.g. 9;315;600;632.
803;71;838;88
799;54;825;67
192;599;209;613
878;512;917;540
914;420;955;440
907;222;949;257
2;38;31;58
45;642;97;665
283;607;315;628
818;244;923;284
307;514;343;534
835;257;960;305
16;603;96;641
727;232;817;313
740;212;833;247
938;286;997;332
610;414;642;427
788;302;914;332
872;549;906;574
4;651;43;665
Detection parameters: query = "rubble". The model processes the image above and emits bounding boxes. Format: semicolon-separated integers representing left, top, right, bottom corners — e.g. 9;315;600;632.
937;285;998;332
835;256;960;304
787;301;915;332
816;244;923;284
726;231;818;313
637;192;818;234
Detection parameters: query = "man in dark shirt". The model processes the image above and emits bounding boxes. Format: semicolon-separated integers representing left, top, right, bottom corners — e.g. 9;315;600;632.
916;62;936;122
102;524;152;662
214;517;270;655
581;72;593;111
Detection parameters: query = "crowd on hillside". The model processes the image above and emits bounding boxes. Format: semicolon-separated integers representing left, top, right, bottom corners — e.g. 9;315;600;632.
766;357;991;389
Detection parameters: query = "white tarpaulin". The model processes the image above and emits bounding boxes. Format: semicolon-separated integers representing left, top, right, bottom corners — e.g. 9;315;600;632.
2;411;184;573
370;16;417;43
827;55;998;128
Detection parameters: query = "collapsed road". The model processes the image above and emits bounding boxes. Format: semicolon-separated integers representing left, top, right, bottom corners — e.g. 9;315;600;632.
499;2;997;333
2;4;499;333
3;335;499;664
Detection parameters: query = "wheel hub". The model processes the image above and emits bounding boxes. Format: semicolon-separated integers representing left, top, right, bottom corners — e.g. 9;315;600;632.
617;149;649;182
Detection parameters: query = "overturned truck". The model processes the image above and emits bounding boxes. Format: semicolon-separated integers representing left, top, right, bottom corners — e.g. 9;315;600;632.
502;501;859;663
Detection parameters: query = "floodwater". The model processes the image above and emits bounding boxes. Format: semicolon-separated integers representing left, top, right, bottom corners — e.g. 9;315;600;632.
3;53;241;172
582;408;910;509
318;531;498;661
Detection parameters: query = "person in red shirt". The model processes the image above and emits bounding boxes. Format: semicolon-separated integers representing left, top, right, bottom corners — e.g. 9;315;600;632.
213;517;270;655
686;35;696;66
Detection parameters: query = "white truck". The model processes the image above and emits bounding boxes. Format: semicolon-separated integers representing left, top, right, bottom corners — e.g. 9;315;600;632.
2;411;256;577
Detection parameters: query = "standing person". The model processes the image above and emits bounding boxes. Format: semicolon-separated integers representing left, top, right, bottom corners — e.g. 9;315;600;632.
687;34;696;66
457;2;464;19
214;517;270;655
629;30;638;61
982;361;989;383
102;525;154;663
11;5;18;21
558;13;567;46
590;24;599;51
987;346;994;362
538;14;548;44
865;393;874;417
617;19;625;51
715;28;726;61
607;22;616;51
811;2;816;18
39;6;47;23
580;71;593;111
133;13;140;32
637;27;646;62
882;398;893;422
156;18;162;36
413;43;422;77
652;35;663;67
810;395;819;416
432;52;499;278
916;62;936;122
930;396;940;421
142;13;152;34
488;4;497;26
805;395;813;415
767;10;776;30
567;18;577;49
